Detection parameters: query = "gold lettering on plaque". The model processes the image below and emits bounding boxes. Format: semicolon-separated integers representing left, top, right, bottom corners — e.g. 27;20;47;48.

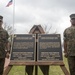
41;37;58;40
40;42;60;49
13;42;33;49
13;52;33;57
40;52;60;60
15;37;33;40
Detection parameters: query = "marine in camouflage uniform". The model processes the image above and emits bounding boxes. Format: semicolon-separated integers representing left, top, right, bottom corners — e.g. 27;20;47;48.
0;15;9;75
64;14;75;75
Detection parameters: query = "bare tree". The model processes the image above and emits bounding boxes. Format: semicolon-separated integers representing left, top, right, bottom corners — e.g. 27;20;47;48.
42;24;57;34
3;23;16;35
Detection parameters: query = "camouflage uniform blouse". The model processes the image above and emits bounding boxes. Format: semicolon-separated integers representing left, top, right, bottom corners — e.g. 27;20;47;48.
64;26;75;56
0;28;9;58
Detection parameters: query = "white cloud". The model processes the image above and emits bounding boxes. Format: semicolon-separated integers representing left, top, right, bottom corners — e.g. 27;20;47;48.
0;0;74;35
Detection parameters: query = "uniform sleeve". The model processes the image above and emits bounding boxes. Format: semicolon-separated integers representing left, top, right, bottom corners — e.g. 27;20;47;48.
5;31;9;43
63;29;67;41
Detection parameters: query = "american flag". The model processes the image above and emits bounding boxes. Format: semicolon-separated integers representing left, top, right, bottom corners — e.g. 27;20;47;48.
6;0;12;7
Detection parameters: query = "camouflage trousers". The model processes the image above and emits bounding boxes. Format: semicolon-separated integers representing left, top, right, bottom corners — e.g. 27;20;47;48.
26;65;49;75
0;58;5;75
67;56;75;75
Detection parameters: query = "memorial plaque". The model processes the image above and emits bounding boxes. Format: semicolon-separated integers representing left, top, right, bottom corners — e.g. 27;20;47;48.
10;34;36;62
37;34;63;61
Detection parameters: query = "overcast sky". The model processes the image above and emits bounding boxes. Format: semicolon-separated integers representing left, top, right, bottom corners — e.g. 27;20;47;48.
0;0;75;37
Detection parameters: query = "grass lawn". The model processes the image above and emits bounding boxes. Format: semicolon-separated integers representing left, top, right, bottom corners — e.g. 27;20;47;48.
8;57;69;75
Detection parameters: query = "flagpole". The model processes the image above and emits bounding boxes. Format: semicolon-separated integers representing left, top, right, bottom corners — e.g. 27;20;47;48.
11;0;15;49
13;0;15;34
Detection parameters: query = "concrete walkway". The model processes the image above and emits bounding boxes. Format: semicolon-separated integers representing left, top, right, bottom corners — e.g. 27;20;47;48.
4;58;10;70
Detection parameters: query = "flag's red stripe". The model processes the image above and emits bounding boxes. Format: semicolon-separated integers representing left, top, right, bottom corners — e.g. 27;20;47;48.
6;1;12;7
